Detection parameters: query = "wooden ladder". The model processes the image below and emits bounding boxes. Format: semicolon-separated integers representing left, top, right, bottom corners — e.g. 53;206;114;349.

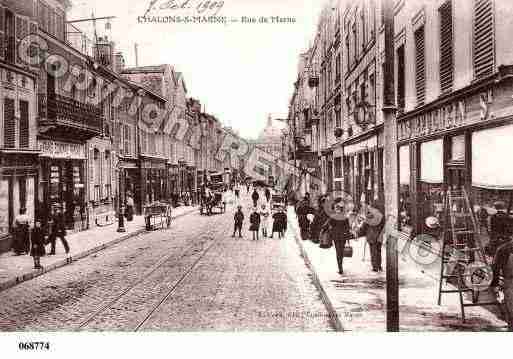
437;188;502;322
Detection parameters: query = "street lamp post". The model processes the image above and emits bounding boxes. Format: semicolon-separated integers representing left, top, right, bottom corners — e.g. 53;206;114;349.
383;0;399;332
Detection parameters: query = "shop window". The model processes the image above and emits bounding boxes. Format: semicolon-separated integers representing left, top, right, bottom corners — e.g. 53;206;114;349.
399;145;412;227
419;139;444;235
334;157;342;178
93;149;101;202
19;177;27;210
471;125;513;248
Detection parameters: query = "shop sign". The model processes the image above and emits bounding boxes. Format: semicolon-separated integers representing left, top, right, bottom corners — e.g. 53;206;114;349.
344;136;378;155
397;88;505;141
38;140;86;159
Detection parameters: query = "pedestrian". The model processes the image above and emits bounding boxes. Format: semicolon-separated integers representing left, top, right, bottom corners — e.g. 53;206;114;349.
126;192;134;222
13;208;30;255
357;203;385;272
246;184;250;194
234;184;240;199
260;204;271;238
48;207;70;255
249;207;261;241
310;196;328;244
30;220;46;269
252;189;260;208
486;201;511;256
322;202;353;275
265;187;271;203
297;196;314;241
271;207;287;239
233;205;244;238
490;238;513;329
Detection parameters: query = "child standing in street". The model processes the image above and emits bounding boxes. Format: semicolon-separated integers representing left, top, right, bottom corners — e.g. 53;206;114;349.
30;220;46;269
233;205;244;238
249;207;261;241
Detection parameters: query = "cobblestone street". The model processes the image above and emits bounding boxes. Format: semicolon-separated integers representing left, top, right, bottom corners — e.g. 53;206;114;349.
0;198;332;331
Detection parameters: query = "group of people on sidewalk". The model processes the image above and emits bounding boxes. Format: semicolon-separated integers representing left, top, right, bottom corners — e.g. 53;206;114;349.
11;206;70;270
296;193;385;275
232;186;287;240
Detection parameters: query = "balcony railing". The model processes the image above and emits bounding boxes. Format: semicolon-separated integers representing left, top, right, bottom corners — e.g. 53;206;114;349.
38;93;103;136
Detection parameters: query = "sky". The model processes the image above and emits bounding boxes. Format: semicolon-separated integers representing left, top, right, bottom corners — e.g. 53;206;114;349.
68;0;326;139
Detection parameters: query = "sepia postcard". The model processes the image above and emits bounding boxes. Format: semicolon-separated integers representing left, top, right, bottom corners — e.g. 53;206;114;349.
0;0;512;356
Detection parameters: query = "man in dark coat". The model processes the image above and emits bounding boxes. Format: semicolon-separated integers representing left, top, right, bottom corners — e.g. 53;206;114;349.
49;207;70;255
30;220;46;269
487;201;512;256
310;196;328;244
265;187;271;203
233;205;244;238
296;196;314;241
358;201;385;272
252;189;260;208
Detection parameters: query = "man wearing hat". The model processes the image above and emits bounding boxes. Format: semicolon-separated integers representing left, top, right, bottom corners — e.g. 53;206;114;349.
232;205;244;238
48;206;70;255
487;201;511;256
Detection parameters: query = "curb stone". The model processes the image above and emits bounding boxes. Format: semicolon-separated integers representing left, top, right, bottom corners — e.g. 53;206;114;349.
0;207;198;293
287;208;345;332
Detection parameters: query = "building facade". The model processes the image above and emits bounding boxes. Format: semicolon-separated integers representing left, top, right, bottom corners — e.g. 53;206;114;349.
0;0;40;251
393;0;513;245
289;0;513;247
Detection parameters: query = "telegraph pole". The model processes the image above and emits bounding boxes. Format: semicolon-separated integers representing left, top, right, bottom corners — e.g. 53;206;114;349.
383;0;399;332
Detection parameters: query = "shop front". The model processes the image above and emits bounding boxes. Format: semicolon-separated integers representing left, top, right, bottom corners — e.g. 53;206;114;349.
38;139;87;231
167;163;179;206
341;130;384;211
397;72;513;246
140;156;168;207
119;159;140;214
0;151;39;252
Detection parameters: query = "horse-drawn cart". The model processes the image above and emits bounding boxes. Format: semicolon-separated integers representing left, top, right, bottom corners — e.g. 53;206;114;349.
144;202;172;230
200;184;226;215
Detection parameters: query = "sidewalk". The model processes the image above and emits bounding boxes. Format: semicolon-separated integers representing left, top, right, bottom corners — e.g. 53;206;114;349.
0;205;197;293
286;206;509;331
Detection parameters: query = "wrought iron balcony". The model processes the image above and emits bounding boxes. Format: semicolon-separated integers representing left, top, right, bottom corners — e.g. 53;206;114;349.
38;93;103;140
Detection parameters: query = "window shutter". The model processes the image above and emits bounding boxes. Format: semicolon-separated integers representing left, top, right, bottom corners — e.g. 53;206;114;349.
119;124;124;155
48;9;55;37
0;7;5;61
19;100;29;148
473;0;494;79
124;124;129;155
414;26;426;106
439;1;453;93
4;98;15;148
15;15;29;66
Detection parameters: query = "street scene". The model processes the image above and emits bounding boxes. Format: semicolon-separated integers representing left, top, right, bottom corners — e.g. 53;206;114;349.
1;0;513;336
